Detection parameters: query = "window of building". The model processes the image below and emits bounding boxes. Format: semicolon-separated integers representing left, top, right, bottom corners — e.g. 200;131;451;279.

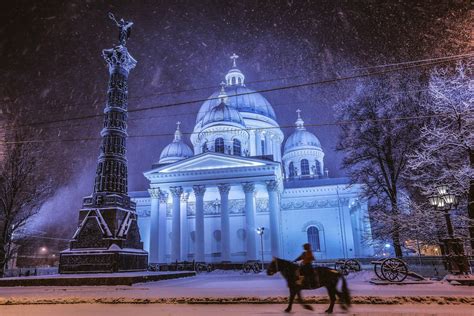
288;162;295;179
261;139;265;155
215;138;224;153
202;141;208;153
301;159;310;176
233;139;241;156
315;160;322;176
307;226;320;252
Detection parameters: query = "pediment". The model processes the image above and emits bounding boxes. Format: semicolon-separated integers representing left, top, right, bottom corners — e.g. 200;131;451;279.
145;153;272;175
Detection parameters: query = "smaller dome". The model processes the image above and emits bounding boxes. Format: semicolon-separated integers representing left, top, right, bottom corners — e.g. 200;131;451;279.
159;122;193;164
284;110;322;154
201;86;245;128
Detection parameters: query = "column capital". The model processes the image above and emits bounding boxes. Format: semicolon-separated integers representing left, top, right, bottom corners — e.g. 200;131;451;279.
169;186;183;197
159;191;168;203
193;185;206;197
217;183;231;195
242;182;255;193
148;187;161;199
266;180;280;192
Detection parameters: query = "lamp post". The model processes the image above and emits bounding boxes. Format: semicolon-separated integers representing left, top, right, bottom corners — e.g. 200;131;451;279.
256;227;265;271
428;185;468;274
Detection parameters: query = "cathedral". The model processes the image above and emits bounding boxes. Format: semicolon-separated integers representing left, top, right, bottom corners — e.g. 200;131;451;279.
131;55;373;264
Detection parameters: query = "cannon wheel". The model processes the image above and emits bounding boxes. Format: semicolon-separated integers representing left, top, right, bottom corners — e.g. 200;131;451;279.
381;258;408;282
242;263;251;273
373;262;384;280
345;259;361;273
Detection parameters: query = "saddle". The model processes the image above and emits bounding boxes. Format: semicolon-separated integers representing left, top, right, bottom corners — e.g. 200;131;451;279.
296;267;319;289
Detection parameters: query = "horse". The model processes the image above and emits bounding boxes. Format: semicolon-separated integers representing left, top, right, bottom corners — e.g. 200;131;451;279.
266;257;351;313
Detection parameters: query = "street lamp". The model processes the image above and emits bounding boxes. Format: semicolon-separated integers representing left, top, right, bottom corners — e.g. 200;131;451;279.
256;227;265;271
428;185;468;274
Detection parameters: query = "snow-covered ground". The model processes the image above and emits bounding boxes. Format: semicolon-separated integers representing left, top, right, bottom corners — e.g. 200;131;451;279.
0;270;472;306
1;303;473;316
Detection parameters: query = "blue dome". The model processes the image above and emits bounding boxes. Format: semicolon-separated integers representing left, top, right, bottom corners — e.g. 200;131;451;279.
283;110;322;154
284;129;322;153
197;85;276;123
201;100;245;128
159;123;193;164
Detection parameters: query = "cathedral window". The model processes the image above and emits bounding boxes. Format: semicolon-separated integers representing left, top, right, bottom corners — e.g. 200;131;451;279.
288;162;295;179
202;141;208;153
215;138;224;153
301;159;310;176
307;226;321;252
315;160;322;177
233;139;241;156
261;139;265;155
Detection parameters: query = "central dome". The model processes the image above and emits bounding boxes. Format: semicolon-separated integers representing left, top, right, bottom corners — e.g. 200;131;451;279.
197;85;277;123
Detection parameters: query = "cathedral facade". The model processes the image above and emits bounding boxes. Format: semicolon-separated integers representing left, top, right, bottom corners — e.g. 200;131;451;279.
131;56;373;264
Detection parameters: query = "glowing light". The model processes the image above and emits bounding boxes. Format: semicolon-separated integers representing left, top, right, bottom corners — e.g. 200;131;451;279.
384;243;390;248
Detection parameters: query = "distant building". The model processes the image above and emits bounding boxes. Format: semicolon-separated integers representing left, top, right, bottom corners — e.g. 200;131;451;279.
131;56;373;263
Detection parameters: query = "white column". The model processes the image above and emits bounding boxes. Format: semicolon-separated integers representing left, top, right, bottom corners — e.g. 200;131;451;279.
265;133;272;156
193;185;206;262
218;183;231;262
148;188;160;263
266;180;281;257
249;130;256;156
242;182;257;260
170;186;183;262
255;131;262;156
273;138;281;162
158;191;168;263
180;192;189;261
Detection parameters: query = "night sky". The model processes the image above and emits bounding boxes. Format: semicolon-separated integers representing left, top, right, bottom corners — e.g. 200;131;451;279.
0;1;471;233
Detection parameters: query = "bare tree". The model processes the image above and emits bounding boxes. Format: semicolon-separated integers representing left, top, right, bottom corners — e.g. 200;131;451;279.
408;60;474;252
335;74;427;257
0;128;53;277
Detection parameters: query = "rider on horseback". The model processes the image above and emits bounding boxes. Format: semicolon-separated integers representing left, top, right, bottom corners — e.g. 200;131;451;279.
294;243;317;288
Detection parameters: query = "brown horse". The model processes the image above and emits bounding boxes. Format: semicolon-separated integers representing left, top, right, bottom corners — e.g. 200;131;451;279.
267;257;351;313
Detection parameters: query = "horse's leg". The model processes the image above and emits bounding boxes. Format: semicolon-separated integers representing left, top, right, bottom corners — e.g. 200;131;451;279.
285;288;296;313
325;287;336;314
296;289;313;311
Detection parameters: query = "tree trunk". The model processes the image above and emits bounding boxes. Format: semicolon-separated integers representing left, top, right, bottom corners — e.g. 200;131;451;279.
468;149;474;254
392;225;403;258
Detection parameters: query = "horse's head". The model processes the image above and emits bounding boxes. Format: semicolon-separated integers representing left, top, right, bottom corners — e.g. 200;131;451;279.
266;257;280;276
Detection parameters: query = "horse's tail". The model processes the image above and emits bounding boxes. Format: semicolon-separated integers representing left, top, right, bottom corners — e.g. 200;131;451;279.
339;274;351;307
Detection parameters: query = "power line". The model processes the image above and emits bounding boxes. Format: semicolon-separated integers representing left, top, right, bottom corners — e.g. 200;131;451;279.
3;113;450;145
4;53;472;130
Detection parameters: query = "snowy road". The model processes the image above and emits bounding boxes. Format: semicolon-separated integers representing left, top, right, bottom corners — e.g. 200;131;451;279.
0;271;472;302
0;303;473;316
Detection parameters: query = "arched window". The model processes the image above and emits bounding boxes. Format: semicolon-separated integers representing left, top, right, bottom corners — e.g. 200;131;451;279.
301;159;310;176
288;162;295;179
215;138;224;153
307;226;320;252
315;160;322;176
233;139;241;156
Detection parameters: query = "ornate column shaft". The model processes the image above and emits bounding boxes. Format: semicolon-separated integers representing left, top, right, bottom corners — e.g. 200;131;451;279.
266;180;281;257
193;185;206;262
148;188;160;263
242;182;257;260
170;186;183;262
158;191;168;263
94;45;137;195
218;183;231;262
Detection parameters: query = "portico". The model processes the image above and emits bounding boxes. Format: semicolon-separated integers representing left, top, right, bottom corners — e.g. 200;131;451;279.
143;152;283;263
